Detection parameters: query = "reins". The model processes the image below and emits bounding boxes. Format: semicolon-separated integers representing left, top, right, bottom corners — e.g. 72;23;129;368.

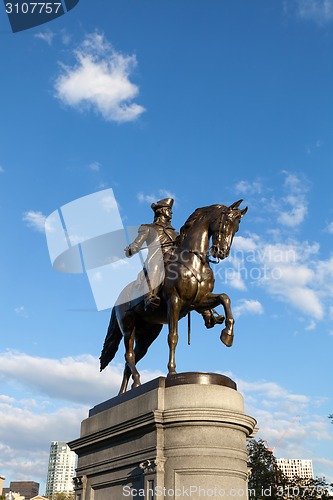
186;208;227;345
208;209;227;264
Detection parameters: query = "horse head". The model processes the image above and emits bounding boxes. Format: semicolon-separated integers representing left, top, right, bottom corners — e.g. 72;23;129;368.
210;200;248;260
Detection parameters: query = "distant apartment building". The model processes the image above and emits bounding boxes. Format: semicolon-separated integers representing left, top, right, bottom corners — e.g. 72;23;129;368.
7;481;39;500
277;458;314;480
45;441;76;498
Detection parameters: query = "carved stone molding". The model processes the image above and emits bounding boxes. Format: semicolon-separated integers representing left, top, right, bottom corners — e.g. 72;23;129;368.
73;475;87;490
139;458;165;474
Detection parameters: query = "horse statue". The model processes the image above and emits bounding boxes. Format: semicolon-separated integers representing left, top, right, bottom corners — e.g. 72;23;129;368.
100;200;247;394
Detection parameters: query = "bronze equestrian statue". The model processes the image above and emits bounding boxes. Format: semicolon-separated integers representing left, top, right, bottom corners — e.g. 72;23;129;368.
124;198;225;328
100;200;247;394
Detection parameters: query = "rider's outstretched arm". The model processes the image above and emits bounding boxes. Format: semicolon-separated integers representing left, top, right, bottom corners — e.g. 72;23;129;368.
124;225;150;257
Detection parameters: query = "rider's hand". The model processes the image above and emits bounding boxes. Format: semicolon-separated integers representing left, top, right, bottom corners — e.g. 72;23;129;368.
124;246;132;257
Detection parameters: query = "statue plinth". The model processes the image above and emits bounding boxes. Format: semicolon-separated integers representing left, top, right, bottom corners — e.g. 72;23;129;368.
69;373;256;500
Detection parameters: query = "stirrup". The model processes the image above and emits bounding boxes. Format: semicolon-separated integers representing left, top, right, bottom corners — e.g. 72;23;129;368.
144;294;161;311
203;310;225;329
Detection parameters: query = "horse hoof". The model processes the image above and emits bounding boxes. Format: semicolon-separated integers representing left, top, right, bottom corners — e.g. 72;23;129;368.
221;330;234;347
131;381;141;389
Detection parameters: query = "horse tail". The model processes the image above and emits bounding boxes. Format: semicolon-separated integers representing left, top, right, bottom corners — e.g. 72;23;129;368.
100;307;122;371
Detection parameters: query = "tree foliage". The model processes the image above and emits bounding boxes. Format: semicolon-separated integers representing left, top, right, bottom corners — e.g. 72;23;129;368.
247;439;333;500
247;439;288;500
285;476;333;500
50;493;75;500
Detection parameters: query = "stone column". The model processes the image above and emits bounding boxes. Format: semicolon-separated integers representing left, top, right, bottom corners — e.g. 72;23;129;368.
69;373;256;500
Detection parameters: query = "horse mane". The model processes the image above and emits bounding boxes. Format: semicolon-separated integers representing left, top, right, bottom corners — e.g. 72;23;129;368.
175;204;227;247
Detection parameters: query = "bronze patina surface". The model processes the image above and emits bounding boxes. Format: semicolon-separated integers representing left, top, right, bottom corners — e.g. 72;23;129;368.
165;372;237;390
100;199;247;394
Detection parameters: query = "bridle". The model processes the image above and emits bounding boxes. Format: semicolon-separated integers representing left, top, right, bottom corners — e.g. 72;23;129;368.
180;207;236;266
209;209;228;264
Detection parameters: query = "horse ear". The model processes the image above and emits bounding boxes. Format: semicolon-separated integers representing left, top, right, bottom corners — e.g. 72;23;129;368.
240;206;248;217
229;199;243;209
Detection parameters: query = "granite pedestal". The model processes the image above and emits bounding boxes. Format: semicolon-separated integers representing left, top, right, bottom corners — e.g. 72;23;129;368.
69;373;256;500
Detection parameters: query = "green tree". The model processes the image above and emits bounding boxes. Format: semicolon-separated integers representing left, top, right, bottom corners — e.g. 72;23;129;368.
284;476;332;500
50;493;75;500
248;439;333;500
247;439;288;500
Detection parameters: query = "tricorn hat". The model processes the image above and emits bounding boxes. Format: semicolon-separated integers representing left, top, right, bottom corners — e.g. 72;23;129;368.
151;198;174;211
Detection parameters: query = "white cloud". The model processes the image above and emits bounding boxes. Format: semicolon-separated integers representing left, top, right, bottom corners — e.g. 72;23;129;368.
0;352;331;487
137;192;156;204
316;457;333;468
239;379;310;406
137;189;176;205
235;180;262;195
0;444;49;486
224;173;328;323
159;189;176;200
233;375;333;477
61;30;72;46
278;202;307;227
0;352;119;405
22;210;48;233
297;0;333;24
234;299;264;318
88;161;101;172
226;270;247;291
288;287;323;319
0;351;162;406
277;172;309;227
325;221;333;234
305;319;316;330
258;242;324;319
54;32;145;123
0;350;163;488
0;396;85;488
0;397;85;449
14;306;28;318
225;231;328;321
233;235;258;253
34;30;55;45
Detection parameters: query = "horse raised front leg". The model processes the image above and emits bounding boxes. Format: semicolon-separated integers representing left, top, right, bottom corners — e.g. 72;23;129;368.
195;292;235;347
167;295;181;375
220;293;234;347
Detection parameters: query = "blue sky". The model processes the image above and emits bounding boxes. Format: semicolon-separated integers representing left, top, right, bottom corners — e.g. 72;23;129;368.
1;0;333;493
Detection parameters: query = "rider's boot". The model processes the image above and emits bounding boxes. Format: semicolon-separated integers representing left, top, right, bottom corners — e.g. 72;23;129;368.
202;310;225;329
144;292;161;311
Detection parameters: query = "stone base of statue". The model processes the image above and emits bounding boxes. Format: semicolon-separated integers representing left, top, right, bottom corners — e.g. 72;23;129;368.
68;373;256;500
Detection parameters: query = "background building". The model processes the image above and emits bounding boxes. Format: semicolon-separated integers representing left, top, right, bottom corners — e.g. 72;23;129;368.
45;442;76;498
7;482;39;500
277;459;314;480
4;493;25;500
0;476;5;496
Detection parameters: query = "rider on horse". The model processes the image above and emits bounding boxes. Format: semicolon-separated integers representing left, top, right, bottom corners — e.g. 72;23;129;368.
125;198;176;310
125;198;223;328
